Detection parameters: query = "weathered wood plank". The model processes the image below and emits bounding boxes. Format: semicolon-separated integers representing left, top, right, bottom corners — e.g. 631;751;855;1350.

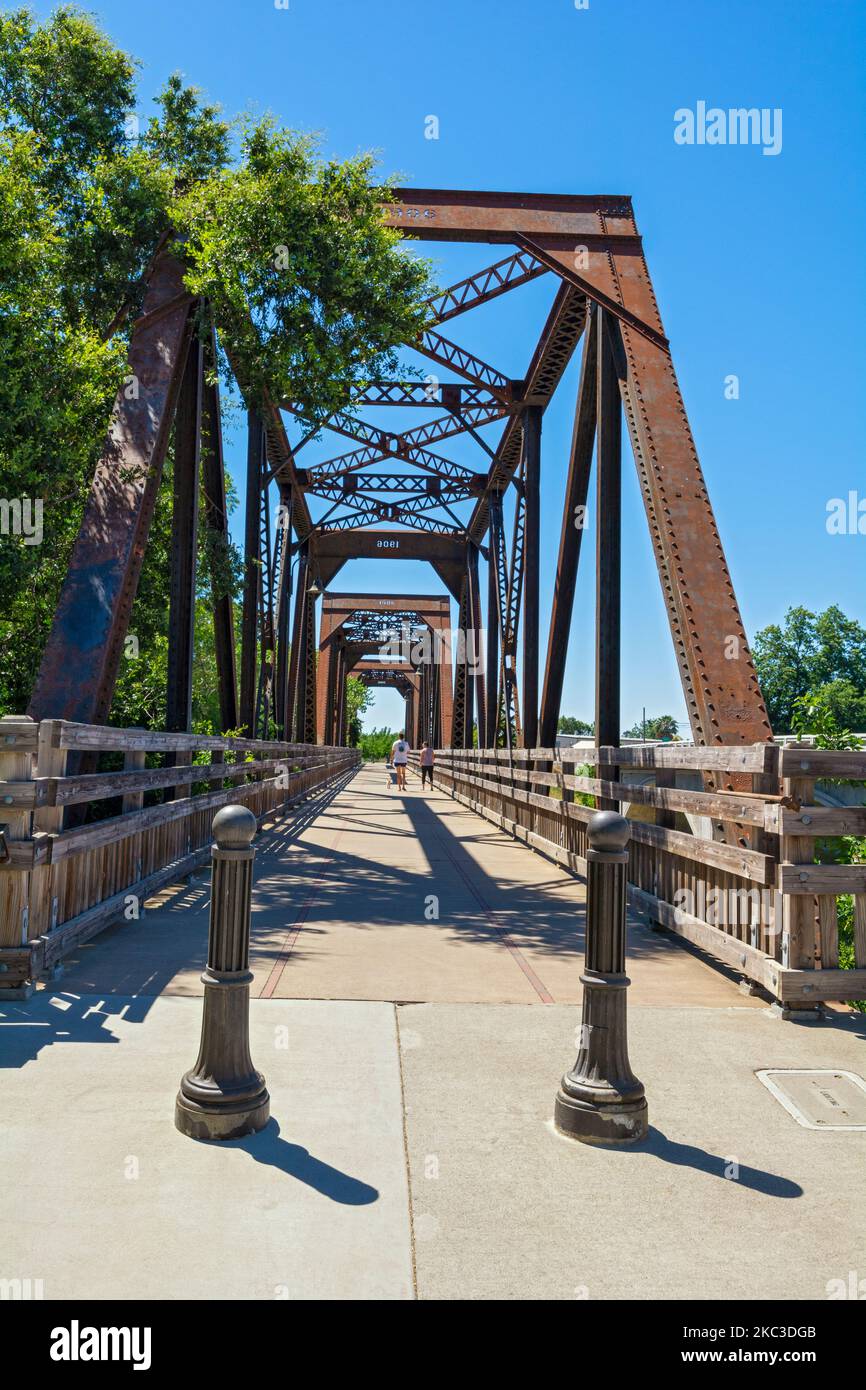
771;805;866;837
779;865;866;895
779;748;866;778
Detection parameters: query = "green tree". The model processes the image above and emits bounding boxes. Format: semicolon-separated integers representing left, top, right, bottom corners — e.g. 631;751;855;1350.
752;605;866;733
0;7;434;734
557;716;593;735
622;714;680;741
359;727;397;762
345;677;372;747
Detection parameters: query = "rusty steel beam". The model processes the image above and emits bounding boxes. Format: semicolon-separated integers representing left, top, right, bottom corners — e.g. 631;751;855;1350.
166;331;203;733
239;412;264;737
520;214;771;752
467;285;589;544
29;250;196;725
595;309;623;792
383;188;642;246
418;328;511;398
201;328;239;734
521;404;541;750
539;305;598;748
425;249;549;324
345;382;502;408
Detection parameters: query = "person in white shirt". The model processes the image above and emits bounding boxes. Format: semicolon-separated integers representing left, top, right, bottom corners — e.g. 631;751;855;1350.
390;732;410;790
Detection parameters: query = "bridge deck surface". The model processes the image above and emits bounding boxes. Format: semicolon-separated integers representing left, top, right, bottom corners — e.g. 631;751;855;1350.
1;764;863;1300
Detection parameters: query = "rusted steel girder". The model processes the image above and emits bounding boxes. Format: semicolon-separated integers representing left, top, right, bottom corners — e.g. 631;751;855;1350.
538;304;597;748
425;250;549;324
29;250;196;725
311;530;468;603
200;326;239;734
316;594;453;746
166;331;203;733
522;226;771;753
385;188;770;752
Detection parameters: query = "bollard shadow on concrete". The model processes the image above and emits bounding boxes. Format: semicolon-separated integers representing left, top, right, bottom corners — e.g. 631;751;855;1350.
228;1118;379;1205
585;1124;803;1198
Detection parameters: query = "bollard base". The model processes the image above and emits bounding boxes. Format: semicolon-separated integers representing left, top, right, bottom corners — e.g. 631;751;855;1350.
554;1088;648;1145
175;1086;270;1142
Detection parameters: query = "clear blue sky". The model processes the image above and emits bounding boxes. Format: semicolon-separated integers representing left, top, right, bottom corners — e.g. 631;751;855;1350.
33;0;866;732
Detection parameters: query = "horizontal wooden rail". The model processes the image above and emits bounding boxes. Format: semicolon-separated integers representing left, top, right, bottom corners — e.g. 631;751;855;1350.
414;740;866;1013
0;717;360;993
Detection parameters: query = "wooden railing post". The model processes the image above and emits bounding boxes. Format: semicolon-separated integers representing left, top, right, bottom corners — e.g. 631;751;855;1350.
30;719;67;958
0;716;37;986
775;742;819;1016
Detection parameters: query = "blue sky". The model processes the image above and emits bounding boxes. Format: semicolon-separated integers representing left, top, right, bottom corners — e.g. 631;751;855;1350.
33;0;866;732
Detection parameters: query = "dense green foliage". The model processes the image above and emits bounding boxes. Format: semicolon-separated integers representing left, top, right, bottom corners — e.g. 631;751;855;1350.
359;727;397;762
344;677;371;746
557;716;593;735
174;123;430;422
0;6;432;732
622;714;680;740
752;605;866;734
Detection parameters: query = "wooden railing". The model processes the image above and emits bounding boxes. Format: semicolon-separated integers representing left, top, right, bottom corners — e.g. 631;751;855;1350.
0;717;359;992
411;742;866;1010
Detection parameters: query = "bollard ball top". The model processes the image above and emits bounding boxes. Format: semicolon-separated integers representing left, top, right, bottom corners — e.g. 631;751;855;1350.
212;804;257;849
587;809;630;852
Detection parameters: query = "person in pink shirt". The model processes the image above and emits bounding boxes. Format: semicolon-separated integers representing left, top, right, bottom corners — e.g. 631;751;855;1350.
419;741;434;789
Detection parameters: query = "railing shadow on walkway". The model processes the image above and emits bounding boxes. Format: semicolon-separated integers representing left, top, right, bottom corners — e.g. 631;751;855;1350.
0;769;363;1065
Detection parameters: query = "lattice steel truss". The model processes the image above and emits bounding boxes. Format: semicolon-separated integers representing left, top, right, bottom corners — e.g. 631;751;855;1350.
30;190;771;795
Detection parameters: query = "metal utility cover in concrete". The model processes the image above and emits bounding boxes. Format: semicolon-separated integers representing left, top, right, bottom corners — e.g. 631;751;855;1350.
756;1069;866;1131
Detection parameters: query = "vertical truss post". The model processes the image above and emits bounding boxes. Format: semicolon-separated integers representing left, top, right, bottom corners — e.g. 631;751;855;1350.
485;528;499;748
337;649;348;745
301;585;318;744
489;493;516;748
452;578;470;748
539;302;597;747
166;331;203;732
273;488;293;737
286;543;308;742
595;309;622;809
467;544;486;744
240;411;264;737
521;404;541;750
315;600;338;745
437;617;455;749
28;252;195;726
461;564;475;748
201;329;238;734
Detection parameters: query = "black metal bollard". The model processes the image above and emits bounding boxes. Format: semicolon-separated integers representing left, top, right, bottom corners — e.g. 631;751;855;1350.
554;810;648;1144
175;805;270;1141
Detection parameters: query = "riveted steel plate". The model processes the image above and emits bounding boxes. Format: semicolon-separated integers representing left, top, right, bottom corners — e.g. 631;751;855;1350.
756;1070;866;1130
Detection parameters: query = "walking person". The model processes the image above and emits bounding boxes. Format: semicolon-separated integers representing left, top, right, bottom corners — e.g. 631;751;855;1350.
419;741;434;790
391;732;410;791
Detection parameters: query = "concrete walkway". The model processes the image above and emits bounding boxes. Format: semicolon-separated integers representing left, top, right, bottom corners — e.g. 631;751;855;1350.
1;764;863;1300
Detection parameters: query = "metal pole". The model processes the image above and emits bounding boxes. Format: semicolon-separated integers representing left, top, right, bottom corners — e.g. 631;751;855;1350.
166;332;202;733
239;412;264;737
539;307;597;747
521;404;541;750
554;811;647;1144
595;309;622;809
175;805;270;1140
485;534;499;748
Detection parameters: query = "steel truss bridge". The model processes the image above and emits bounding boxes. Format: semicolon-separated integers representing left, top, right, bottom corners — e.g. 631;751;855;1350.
28;187;772;768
